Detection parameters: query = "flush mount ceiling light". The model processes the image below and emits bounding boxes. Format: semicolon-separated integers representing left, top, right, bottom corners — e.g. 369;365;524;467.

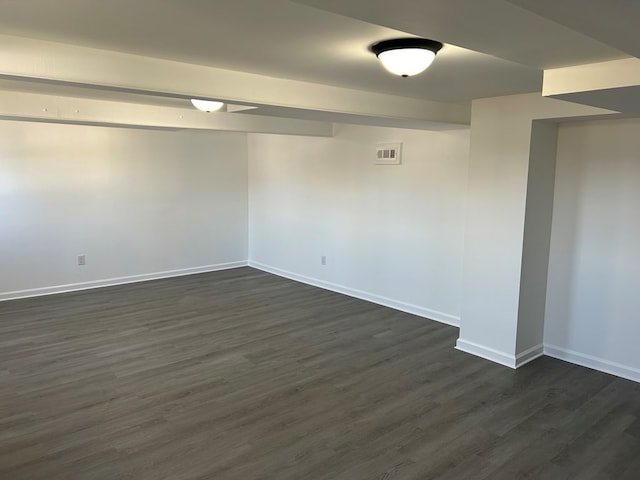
370;38;443;77
190;99;224;112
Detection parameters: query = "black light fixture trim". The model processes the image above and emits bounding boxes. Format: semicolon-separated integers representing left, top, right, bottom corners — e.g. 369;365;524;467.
370;38;443;77
369;38;443;57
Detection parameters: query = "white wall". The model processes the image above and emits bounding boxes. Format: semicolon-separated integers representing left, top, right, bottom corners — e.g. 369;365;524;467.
248;124;470;325
516;121;558;355
458;97;534;362
545;118;640;380
456;93;613;369
0;120;248;299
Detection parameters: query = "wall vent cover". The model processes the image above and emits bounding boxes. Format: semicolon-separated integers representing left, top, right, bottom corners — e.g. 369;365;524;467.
375;143;402;165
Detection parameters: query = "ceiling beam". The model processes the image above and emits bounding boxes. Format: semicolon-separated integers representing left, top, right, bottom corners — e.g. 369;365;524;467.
0;90;335;136
0;34;470;128
543;58;640;115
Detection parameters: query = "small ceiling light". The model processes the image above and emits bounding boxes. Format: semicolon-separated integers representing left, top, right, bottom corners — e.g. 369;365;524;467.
370;38;443;77
190;99;224;112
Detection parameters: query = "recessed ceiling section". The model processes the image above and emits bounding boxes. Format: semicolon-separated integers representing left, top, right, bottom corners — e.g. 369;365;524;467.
293;0;628;69
0;34;471;130
0;61;469;132
239;104;469;131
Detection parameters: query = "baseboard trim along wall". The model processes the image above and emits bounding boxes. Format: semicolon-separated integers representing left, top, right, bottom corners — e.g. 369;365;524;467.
544;344;640;384
455;339;517;368
515;344;546;368
249;260;460;327
0;261;248;302
457;337;639;382
455;339;544;369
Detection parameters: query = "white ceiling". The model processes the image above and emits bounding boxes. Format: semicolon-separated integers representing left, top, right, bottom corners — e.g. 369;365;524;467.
0;0;637;128
0;0;539;103
506;0;640;59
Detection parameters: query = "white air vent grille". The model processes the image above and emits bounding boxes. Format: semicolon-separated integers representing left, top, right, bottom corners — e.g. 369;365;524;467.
375;143;402;165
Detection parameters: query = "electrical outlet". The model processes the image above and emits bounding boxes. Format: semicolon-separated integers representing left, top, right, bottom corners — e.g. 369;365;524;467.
321;255;327;265
77;254;86;266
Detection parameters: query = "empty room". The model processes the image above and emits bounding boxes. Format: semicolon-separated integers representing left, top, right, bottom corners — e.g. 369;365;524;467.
1;1;639;479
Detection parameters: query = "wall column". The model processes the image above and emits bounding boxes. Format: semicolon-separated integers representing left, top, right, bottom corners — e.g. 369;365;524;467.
456;93;614;368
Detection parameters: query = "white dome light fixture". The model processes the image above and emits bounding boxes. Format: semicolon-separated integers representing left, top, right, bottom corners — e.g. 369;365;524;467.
370;38;443;77
190;99;224;112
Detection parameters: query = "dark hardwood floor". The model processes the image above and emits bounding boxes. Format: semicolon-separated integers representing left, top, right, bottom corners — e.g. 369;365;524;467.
1;267;639;479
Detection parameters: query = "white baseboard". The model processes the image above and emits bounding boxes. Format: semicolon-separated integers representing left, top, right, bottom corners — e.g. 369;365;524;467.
515;344;545;368
455;338;518;368
544;344;640;383
456;338;639;382
454;340;543;369
0;261;248;302
248;260;460;327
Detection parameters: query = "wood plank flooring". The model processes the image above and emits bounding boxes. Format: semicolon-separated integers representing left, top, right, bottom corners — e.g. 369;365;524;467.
1;267;639;479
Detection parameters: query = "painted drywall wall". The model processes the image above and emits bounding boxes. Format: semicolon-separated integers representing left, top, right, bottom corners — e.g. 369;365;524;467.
545;117;640;380
516;121;558;355
248;124;470;325
457;93;614;368
458;97;533;361
0;120;248;299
